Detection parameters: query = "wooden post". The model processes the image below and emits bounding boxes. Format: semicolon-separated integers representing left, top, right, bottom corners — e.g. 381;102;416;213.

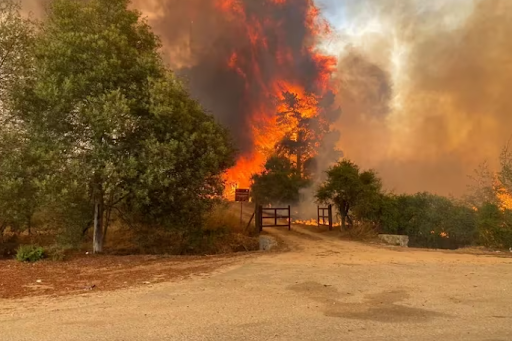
317;206;320;227
328;204;333;231
288;205;291;231
258;205;263;232
246;211;255;231
240;202;243;228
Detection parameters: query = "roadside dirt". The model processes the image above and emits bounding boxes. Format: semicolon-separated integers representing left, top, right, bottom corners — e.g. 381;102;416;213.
2;225;512;341
0;253;255;299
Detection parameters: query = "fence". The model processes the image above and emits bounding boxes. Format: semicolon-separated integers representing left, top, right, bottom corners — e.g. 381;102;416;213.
256;205;291;232
317;205;333;230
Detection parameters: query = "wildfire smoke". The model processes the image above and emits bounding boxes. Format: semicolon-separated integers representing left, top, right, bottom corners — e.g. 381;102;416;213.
327;0;512;196
131;0;339;196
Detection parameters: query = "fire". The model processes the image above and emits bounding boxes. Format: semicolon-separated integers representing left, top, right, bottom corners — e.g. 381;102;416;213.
294;219;317;226
214;0;337;198
294;219;341;227
493;177;512;210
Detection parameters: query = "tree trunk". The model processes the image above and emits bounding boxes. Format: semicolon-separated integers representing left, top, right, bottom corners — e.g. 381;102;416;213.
27;216;32;235
0;222;6;243
341;213;346;231
103;206;112;245
93;183;104;254
296;131;303;177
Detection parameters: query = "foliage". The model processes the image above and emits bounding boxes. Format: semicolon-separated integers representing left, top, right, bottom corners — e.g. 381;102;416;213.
6;0;234;253
45;244;70;261
0;1;40;235
316;160;382;229
251;156;310;206
379;193;477;249
0;132;46;234
15;244;45;262
476;203;512;249
0;0;33;110
131;203;258;255
120;75;235;232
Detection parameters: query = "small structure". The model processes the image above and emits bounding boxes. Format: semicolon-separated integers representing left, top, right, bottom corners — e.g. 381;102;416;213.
317;205;333;230
259;235;278;251
255;205;291;231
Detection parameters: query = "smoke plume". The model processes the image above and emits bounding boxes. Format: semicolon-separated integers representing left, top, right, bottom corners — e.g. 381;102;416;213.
330;0;512;196
21;0;512;197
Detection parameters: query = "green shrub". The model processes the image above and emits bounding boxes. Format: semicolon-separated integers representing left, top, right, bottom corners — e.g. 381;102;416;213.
379;193;477;249
477;203;512;249
15;245;45;262
45;244;70;261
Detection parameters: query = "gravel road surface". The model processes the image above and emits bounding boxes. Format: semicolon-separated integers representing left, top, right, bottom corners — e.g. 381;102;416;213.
2;225;512;341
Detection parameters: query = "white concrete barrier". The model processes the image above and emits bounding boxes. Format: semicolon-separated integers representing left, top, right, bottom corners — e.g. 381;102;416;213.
259;235;278;251
378;234;409;247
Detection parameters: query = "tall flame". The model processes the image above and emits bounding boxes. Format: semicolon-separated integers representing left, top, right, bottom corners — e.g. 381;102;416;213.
493;177;512;211
214;0;336;196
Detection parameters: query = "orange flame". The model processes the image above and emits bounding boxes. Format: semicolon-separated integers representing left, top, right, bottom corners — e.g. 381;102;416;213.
493;176;512;211
216;0;336;198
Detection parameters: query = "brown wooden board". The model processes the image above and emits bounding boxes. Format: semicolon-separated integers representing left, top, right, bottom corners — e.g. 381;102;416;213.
235;189;250;202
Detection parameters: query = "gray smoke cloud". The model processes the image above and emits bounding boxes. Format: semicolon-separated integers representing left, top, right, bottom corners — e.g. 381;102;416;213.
21;0;511;198
329;0;512;196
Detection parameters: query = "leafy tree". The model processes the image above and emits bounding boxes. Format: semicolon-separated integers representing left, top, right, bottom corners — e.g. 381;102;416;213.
0;0;41;239
10;0;234;252
251;156;309;206
316;160;382;230
0;0;33;111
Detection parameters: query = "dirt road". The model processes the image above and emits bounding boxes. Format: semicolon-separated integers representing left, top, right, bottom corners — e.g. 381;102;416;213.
2;226;512;341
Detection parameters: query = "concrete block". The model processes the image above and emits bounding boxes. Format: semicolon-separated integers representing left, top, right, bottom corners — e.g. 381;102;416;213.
259;235;278;251
378;234;409;247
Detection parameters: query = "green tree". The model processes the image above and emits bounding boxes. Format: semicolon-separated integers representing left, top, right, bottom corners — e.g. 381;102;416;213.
10;0;234;253
251;156;309;206
0;0;41;239
0;0;33;110
316;160;382;230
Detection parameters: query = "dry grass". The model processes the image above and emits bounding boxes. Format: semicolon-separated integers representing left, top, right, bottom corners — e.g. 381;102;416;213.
0;203;260;258
339;222;379;242
101;204;259;256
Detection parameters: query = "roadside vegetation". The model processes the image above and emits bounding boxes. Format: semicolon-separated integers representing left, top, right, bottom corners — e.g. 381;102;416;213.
253;151;512;250
0;0;258;260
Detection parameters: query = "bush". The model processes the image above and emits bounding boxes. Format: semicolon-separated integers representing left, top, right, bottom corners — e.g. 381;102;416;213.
477;203;512;249
379;193;477;249
45;244;71;261
15;245;45;262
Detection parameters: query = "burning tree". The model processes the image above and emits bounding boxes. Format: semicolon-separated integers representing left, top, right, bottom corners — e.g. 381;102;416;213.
275;91;328;179
146;0;338;193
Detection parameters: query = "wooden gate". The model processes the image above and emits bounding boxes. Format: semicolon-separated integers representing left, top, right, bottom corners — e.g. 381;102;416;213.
318;205;333;230
256;205;291;232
